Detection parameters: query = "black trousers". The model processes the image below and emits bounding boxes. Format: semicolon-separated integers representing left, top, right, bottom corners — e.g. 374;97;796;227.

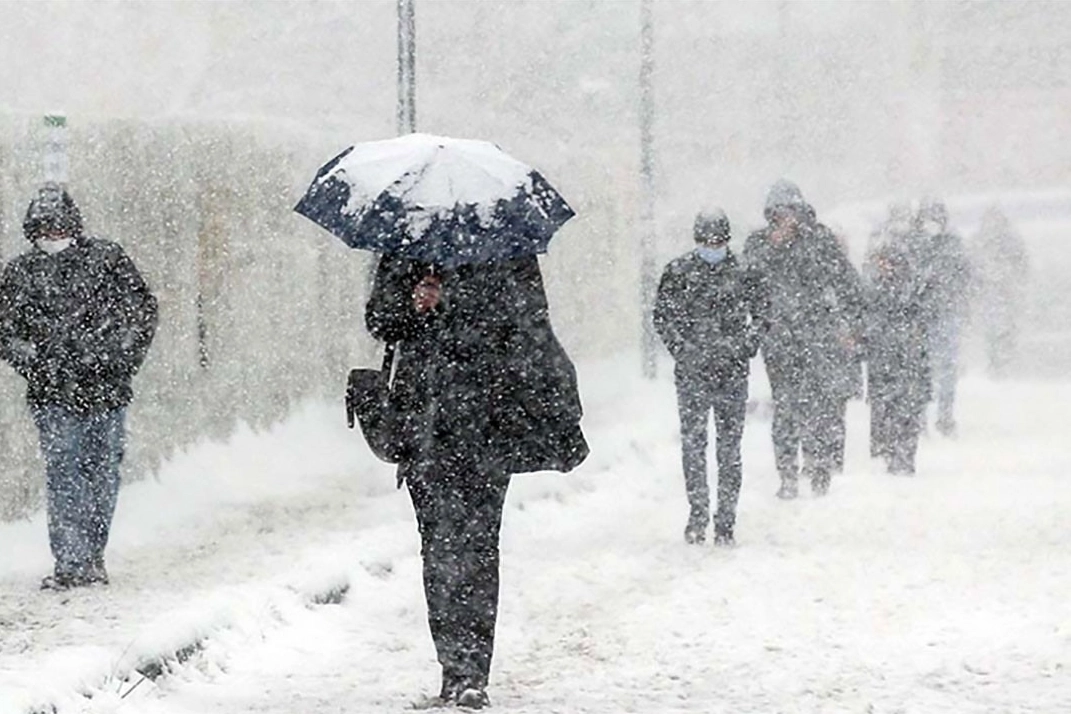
404;458;510;693
675;372;747;533
869;392;923;474
831;397;848;474
768;374;840;486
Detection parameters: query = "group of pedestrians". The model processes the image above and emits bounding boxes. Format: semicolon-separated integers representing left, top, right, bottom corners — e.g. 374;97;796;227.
656;180;982;547
0;174;1022;711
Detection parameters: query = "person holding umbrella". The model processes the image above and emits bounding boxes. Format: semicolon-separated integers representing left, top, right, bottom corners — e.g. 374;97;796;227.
296;134;588;709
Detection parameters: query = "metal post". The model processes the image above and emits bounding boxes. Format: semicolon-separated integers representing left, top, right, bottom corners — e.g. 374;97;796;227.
639;0;657;379
397;0;417;135
374;0;418;332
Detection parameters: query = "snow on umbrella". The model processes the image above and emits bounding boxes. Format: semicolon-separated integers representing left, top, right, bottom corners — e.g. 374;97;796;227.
294;133;575;267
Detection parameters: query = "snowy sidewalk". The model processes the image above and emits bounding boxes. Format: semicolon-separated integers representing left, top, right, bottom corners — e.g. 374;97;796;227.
0;401;403;712
2;362;1070;713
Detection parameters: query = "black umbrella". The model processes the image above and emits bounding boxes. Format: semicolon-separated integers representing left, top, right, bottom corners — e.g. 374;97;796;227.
295;133;575;267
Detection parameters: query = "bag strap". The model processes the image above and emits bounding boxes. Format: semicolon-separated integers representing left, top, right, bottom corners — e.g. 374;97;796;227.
382;343;396;370
380;343;396;382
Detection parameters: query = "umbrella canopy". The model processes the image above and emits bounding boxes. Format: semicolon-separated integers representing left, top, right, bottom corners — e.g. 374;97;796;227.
294;133;575;267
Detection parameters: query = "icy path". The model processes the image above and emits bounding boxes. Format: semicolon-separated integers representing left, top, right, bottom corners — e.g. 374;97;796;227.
2;360;1070;713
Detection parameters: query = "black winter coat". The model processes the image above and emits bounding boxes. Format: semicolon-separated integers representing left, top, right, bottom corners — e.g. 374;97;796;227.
365;254;588;476
0;236;158;413
926;231;972;326
653;250;768;382
743;219;865;398
866;257;934;409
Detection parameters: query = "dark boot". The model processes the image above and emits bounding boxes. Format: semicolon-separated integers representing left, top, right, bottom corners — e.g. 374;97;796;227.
40;566;89;591
936;416;957;437
775;478;798;500
684;506;707;544
887;450;916;476
809;462;832;495
713;522;735;547
86;557;109;585
811;472;830;496
684;521;707;545
712;505;736;546
438;672;463;704
457;688;491;710
40;573;77;591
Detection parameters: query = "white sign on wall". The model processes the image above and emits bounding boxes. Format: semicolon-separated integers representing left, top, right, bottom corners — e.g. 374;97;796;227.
42;113;68;184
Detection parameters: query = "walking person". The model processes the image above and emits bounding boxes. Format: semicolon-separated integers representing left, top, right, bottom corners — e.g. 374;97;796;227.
0;183;158;590
365;254;587;709
916;198;970;436
296;133;585;709
865;242;933;475
743;180;865;498
970;207;1028;377
654;210;767;545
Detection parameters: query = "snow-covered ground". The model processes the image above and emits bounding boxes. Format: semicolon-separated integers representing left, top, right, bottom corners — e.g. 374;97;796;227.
2;356;1069;713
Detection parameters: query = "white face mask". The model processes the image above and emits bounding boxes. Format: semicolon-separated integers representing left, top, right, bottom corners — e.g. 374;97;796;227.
695;244;728;265
36;238;72;255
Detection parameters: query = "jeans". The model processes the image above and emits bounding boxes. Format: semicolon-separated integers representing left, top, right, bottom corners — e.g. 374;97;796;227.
31;405;126;577
403;457;510;694
675;372;747;533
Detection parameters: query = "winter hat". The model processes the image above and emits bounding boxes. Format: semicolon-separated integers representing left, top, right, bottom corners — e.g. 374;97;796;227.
23;182;83;241
693;209;731;244
763;178;808;221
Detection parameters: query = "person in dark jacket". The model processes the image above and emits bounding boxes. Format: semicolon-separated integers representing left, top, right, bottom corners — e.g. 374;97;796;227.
654;209;767;545
970;207;1028;377
916;198;970;436
0;183;158;590
865;242;933;475
365;252;587;710
743;180;865;498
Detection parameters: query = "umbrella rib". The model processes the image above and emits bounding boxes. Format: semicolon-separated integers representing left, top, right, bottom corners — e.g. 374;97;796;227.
452;152;529;194
391;154;436;206
411;144;527;207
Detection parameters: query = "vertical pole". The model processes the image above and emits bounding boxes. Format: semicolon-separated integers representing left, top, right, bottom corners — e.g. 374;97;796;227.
774;0;792;164
369;0;418;362
397;0;417;135
639;0;657;379
907;0;941;189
